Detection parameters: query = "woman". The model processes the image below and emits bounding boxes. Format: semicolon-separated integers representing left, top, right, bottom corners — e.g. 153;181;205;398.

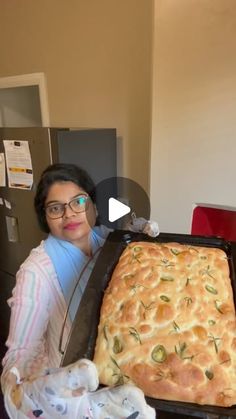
1;163;156;418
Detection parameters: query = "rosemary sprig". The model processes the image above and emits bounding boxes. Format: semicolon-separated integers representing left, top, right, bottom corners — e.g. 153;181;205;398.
208;333;221;353
112;373;130;386
153;367;172;382
185;277;193;286
183;296;193;306
174;341;194;360
201;265;216;280
129;283;140;293
140;300;155;311
131;247;143;264
187;246;199;253
131;254;142;263
219;358;231;365
153;368;166;382
215;300;224;314
129;327;142;344
158;258;175;268
173;321;180;332
175;341;187;359
110;356;120;369
129;283;147;294
110;358;130;386
103;324;108;341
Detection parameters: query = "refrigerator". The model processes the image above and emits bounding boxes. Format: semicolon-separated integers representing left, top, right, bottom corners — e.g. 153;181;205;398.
0;127;117;342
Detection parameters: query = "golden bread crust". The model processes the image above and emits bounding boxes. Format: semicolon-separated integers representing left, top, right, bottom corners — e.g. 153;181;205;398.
93;241;236;407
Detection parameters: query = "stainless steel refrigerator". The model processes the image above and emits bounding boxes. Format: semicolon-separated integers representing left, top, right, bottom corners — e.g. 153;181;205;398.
0;127;117;341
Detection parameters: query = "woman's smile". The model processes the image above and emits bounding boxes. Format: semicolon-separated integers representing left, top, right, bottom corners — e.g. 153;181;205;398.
63;221;82;231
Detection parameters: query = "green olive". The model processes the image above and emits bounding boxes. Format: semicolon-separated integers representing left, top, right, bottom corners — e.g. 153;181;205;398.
123;274;134;280
205;370;214;380
170;248;180;256
205;285;218;295
133;246;142;252
160;295;170;302
160;276;174;282
151;345;167;363
113;336;123;354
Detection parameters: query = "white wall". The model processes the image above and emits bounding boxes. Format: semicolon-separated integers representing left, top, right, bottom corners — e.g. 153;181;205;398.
150;0;236;234
0;0;153;193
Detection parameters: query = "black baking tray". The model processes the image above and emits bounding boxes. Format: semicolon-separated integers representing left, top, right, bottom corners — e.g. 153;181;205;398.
61;230;236;418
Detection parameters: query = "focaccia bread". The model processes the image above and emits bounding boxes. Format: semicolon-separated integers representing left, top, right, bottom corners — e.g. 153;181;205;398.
93;241;236;407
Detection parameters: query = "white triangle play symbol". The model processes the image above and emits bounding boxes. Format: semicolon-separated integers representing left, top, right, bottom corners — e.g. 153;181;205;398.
108;197;131;222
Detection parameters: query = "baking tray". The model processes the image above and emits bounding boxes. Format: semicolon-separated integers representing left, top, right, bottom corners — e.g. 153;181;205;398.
61;230;236;418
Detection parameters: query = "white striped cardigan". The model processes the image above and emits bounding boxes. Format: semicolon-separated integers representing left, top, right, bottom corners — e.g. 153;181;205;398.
1;241;72;391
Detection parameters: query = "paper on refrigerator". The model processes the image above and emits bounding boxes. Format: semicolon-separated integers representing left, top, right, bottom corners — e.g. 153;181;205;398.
3;140;33;189
0;152;6;187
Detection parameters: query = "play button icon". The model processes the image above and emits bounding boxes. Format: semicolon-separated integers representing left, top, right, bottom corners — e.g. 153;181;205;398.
89;176;150;232
108;198;131;222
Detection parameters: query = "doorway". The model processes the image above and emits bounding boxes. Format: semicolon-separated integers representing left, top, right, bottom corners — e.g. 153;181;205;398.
0;72;50;127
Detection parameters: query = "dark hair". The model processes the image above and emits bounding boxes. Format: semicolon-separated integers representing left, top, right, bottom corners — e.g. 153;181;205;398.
34;163;96;233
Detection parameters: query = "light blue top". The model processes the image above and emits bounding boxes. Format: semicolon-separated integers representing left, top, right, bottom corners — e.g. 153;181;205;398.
44;225;111;321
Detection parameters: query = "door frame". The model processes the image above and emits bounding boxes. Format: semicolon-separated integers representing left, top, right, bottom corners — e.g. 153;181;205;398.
0;72;50;126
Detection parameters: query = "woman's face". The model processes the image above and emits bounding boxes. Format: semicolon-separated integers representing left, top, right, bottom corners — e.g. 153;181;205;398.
45;181;96;247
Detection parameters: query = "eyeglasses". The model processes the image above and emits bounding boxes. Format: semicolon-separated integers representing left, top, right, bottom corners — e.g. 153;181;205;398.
45;194;89;219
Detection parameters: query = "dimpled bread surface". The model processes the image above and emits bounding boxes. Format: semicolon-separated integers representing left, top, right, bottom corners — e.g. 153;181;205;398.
93;241;236;407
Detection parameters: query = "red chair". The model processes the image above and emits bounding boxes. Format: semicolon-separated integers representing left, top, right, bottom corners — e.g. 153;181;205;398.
191;205;236;242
